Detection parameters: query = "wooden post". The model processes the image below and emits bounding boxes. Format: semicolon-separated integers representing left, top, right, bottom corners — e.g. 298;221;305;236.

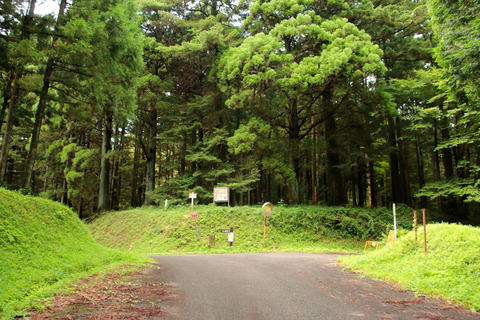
413;210;418;244
422;208;427;253
209;234;215;247
393;203;397;239
263;216;267;246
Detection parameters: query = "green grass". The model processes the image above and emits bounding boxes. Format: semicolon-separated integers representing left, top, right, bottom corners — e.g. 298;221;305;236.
340;223;480;311
0;189;150;320
4;192;479;317
88;204;409;254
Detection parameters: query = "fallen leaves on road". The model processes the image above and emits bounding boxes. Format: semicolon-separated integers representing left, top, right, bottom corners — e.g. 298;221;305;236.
28;267;172;320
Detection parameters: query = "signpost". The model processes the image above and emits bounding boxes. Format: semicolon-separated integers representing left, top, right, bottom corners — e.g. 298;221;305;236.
189;192;199;239
191;212;200;239
228;231;234;246
393;203;397;239
221;228;234;246
262;202;274;246
422;208;427;253
189;192;197;209
213;187;230;206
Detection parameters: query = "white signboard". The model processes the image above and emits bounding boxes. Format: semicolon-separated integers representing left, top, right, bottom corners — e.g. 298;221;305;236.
189;193;197;199
213;187;229;203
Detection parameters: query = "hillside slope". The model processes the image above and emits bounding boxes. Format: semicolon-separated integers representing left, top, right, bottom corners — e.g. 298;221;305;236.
88;205;411;254
0;189;147;319
341;224;480;310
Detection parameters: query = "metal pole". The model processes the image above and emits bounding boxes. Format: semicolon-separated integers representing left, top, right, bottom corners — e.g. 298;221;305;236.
422;208;427;253
263;216;267;246
413;210;418;244
195;219;200;240
393;203;397;239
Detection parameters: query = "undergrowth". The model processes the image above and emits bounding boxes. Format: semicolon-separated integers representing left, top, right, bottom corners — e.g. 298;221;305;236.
340;223;480;311
0;189;150;320
88;204;411;254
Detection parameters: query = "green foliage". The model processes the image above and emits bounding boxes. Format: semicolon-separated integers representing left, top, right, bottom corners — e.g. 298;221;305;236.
341;223;480;311
270;205;412;240
0;189;148;319
147;175;197;205
218;14;385;110
88;205;410;255
428;0;480;105
417;178;480;203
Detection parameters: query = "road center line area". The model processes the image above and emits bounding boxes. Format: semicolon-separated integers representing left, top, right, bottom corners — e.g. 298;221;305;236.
150;253;479;320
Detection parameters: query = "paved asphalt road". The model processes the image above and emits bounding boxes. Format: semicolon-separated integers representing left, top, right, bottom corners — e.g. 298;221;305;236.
149;253;479;320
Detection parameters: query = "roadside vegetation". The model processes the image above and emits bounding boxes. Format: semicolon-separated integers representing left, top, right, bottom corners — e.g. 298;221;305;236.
90;204;480;312
0;189;150;320
3;187;479;318
340;224;480;311
88;204;413;254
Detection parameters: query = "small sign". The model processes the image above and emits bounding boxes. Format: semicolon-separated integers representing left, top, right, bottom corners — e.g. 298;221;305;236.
228;232;234;243
220;229;231;233
189;193;197;199
262;202;274;217
213;187;229;203
191;212;198;220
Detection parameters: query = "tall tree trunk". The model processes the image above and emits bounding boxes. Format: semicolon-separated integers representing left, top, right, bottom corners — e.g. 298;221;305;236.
432;125;443;213
0;71;15;130
287;101;302;203
366;155;377;207
110;126;124;210
311;118;318;205
23;58;54;189
131;121;142;207
415;134;427;208
324;91;347;206
144;107;157;206
397;135;412;206
0;70;22;184
387;115;402;204
0;0;36;184
23;0;67;190
98;106;113;212
357;156;366;207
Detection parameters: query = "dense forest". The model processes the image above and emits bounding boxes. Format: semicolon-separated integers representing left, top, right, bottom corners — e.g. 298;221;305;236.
0;0;478;221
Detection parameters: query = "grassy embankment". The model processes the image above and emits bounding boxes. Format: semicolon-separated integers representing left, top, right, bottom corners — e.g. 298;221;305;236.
90;205;480;311
340;223;480;311
88;204;412;254
0;189;150;320
3;189;479;316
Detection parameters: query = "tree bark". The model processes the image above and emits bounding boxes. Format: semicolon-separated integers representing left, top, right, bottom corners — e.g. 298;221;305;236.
23;0;68;190
366;156;377;207
0;70;15;130
144;107;157;206
23;58;54;189
0;69;21;184
387;115;402;204
324;91;347;206
98;106;113;212
0;0;36;184
131;119;142;207
357;156;366;207
415;134;427;208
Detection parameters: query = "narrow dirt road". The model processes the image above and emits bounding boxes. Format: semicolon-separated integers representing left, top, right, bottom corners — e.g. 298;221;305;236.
30;253;479;319
153;253;479;320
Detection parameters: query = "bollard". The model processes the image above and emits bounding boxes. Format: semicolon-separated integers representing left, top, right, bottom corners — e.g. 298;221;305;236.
209;234;215;248
228;227;234;246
